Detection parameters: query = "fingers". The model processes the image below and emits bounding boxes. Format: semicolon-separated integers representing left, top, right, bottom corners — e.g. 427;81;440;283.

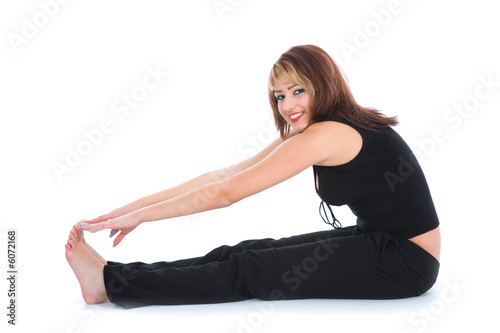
75;217;129;248
85;211;118;224
113;232;127;248
78;221;100;233
78;220;91;231
92;209;124;223
79;220;119;239
80;216;115;231
76;221;121;247
85;216;107;224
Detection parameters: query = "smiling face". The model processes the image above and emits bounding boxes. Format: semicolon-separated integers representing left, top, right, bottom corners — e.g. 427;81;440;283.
273;81;313;133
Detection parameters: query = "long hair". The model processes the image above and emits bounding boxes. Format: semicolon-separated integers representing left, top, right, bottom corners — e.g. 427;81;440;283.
268;45;398;139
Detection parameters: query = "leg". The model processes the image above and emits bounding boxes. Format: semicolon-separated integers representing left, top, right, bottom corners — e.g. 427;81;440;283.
65;226;108;304
109;226;359;271
103;230;434;305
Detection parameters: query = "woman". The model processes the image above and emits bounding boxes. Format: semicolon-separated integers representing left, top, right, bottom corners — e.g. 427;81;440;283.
65;44;440;306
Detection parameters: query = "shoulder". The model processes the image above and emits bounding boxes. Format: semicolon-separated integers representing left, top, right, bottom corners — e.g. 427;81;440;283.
305;120;362;145
302;120;363;166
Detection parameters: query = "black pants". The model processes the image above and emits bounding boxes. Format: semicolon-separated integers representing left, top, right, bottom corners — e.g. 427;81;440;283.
103;227;439;306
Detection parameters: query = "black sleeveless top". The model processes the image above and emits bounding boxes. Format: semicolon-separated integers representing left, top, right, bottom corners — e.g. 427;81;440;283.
313;116;439;239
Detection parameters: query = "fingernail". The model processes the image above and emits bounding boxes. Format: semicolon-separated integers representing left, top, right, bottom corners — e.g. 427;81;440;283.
109;231;117;238
82;219;88;222
112;244;116;248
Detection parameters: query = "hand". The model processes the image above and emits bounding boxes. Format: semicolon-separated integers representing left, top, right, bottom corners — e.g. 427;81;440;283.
80;212;141;247
85;208;127;224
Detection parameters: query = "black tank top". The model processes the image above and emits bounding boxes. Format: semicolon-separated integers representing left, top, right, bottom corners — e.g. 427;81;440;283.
313;116;439;239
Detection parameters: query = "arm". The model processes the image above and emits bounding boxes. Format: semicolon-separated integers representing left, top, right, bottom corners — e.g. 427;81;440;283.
128;134;286;209
87;136;286;223
85;124;336;245
138;124;333;221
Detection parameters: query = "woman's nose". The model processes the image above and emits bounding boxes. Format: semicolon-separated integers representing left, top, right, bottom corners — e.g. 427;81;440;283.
283;98;296;112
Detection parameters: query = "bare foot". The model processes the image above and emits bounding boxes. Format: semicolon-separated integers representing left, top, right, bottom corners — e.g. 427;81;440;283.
71;223;107;265
65;226;108;304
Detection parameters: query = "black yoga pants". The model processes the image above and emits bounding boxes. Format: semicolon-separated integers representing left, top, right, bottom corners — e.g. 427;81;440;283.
103;227;440;306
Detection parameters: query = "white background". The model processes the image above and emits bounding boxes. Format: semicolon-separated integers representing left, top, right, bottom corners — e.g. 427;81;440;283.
1;0;499;332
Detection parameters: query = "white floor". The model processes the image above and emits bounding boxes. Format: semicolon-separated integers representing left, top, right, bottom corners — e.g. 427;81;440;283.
2;0;499;332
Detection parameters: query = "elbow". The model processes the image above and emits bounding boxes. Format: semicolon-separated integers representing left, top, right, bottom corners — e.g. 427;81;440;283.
217;184;234;209
198;181;233;210
218;197;232;209
200;179;243;210
214;180;241;209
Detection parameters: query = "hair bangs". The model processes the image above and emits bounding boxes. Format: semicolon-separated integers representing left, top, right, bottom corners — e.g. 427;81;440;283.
268;61;314;97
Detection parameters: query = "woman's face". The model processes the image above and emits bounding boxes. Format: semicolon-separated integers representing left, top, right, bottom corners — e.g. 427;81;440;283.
273;81;313;133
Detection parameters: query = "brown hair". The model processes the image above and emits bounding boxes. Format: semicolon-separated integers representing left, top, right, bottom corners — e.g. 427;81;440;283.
268;45;398;139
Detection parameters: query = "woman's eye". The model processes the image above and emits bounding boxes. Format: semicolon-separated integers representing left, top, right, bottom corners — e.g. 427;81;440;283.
275;89;303;101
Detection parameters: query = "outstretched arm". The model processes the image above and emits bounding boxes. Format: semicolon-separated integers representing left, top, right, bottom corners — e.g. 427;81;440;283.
86;136;285;224
83;135;285;245
83;123;339;246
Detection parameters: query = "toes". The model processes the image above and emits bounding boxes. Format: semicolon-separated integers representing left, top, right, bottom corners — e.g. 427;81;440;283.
73;223;85;232
65;243;72;252
72;229;83;242
72;227;83;240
